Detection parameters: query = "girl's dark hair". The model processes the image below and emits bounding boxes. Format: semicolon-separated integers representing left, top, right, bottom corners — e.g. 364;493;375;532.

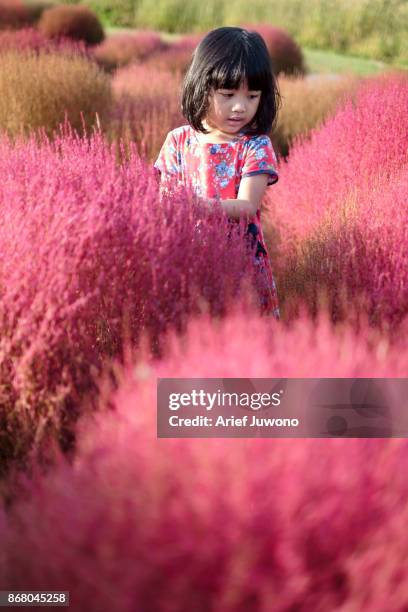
181;26;281;136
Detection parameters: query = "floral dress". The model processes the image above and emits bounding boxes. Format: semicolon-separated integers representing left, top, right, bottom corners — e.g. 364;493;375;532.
153;124;280;318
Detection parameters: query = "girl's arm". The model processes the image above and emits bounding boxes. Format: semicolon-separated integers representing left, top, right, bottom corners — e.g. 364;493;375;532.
218;174;269;220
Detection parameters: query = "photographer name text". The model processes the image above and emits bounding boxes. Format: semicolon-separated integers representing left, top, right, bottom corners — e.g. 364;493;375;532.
168;415;299;428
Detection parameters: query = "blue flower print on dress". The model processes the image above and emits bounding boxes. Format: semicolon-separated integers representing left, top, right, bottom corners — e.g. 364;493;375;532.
215;161;235;179
257;136;269;146
210;144;223;155
254;147;267;160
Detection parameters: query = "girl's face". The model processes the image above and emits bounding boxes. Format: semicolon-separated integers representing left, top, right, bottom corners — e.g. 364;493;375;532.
203;79;261;140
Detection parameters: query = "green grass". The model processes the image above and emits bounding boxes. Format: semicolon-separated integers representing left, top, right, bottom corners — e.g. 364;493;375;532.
303;48;387;76
303;48;408;76
106;26;181;41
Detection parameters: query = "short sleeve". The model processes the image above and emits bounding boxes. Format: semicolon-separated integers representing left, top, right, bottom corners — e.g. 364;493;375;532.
241;135;279;186
153;131;179;179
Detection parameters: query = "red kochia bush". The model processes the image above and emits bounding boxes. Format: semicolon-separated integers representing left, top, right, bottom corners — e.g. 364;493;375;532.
38;4;104;46
0;0;28;29
1;309;408;611
0;128;257;475
0;27;89;55
93;30;165;72
267;74;408;242
245;23;306;76
264;74;408;330
144;33;203;74
110;64;184;160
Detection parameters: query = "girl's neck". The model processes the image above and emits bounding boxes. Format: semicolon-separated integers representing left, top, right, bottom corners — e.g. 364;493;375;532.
194;120;244;144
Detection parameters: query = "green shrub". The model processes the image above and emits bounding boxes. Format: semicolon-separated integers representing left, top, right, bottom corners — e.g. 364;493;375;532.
62;0;138;28
38;4;104;45
0;49;112;138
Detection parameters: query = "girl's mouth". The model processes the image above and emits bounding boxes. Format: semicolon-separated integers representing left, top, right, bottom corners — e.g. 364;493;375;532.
228;118;244;124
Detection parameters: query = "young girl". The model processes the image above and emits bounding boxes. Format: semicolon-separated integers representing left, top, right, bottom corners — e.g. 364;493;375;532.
154;26;281;318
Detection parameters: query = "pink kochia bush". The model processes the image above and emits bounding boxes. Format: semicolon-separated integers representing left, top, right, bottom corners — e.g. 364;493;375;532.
93;30;165;72
110;64;183;160
143;33;202;74
264;74;408;330
0;27;89;55
244;23;306;76
1;309;408;611
0;128;256;474
0;0;28;29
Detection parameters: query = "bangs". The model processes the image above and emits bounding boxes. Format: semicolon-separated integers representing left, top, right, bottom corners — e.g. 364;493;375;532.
208;47;270;91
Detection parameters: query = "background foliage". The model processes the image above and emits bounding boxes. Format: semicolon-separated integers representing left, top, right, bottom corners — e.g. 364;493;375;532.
63;0;408;63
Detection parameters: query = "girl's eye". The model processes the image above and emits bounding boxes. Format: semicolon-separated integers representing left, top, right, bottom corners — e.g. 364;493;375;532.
219;93;260;99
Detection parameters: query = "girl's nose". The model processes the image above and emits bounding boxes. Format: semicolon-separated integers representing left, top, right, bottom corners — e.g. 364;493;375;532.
232;98;246;112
